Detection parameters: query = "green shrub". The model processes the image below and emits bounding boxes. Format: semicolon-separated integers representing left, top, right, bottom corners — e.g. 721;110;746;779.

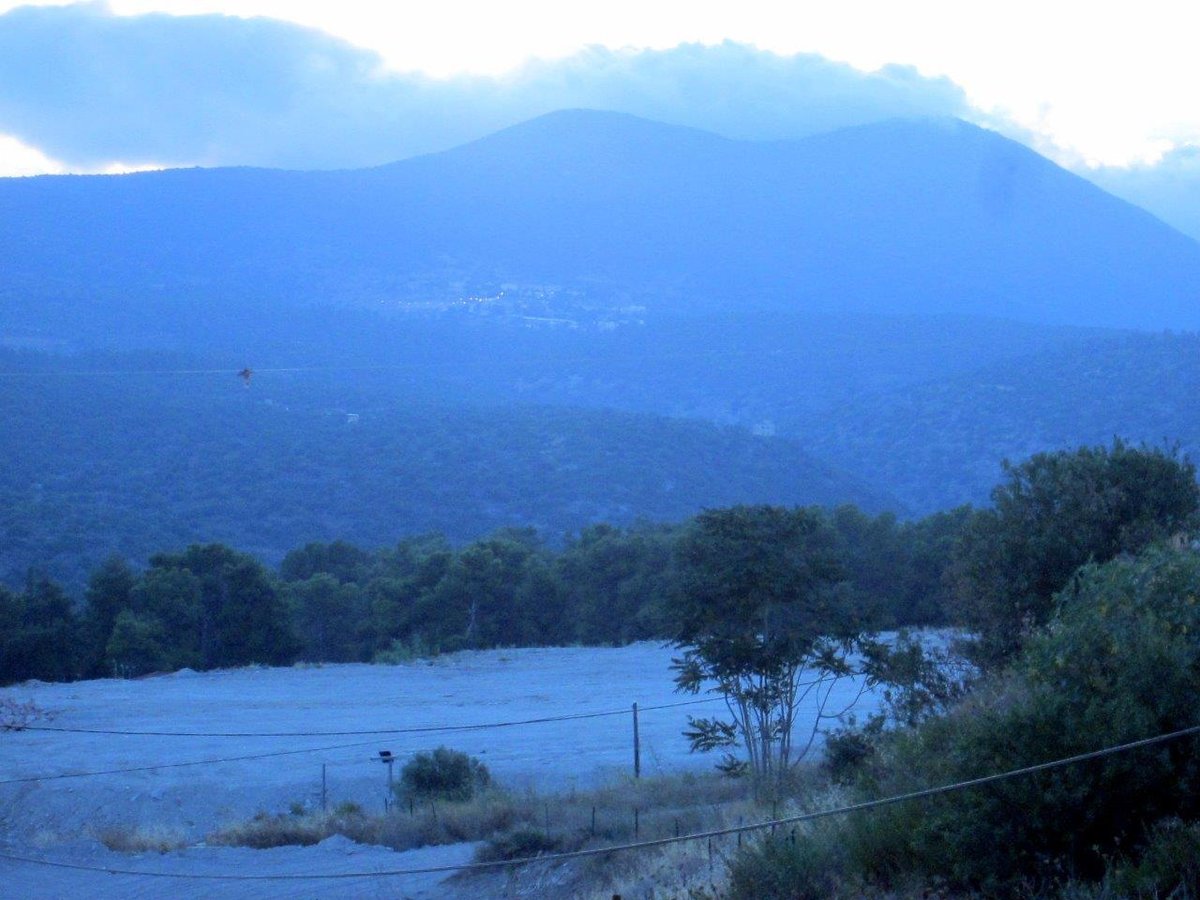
821;724;878;786
1109;818;1200;898
399;746;491;802
475;827;562;862
830;546;1200;894
728;827;854;900
373;635;439;664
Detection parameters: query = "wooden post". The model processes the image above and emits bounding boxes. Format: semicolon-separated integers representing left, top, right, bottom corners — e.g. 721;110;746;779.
632;702;641;779
634;807;640;837
591;805;596;836
321;763;327;813
385;758;394;812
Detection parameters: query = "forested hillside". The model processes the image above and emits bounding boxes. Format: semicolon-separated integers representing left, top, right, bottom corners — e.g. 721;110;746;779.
0;351;893;589
789;331;1200;512
7;327;1200;587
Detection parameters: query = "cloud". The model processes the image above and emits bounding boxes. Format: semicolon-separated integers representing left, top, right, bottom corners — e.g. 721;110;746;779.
0;3;973;170
1085;146;1200;242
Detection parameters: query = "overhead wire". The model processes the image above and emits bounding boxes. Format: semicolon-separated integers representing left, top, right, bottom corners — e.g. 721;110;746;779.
14;694;727;739
2;723;1198;881
13;670;865;739
0;738;385;786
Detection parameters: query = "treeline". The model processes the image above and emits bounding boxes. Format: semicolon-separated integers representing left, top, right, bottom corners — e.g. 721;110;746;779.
0;504;964;685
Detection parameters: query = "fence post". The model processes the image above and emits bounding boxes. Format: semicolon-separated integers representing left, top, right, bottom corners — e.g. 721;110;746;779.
321;763;327;813
632;702;641;779
378;750;395;813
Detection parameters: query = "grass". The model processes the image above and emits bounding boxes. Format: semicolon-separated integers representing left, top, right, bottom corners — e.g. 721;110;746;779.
94;824;188;854
203;766;835;897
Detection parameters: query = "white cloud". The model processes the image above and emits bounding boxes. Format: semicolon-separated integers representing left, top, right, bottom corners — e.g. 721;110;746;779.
0;6;971;171
0;133;66;176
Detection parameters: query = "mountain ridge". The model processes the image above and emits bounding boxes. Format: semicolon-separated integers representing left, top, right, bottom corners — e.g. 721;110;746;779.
3;110;1200;344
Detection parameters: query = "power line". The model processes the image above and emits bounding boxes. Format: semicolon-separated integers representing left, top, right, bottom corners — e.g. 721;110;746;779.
3;723;1197;881
15;672;864;740
17;695;730;739
0;739;383;786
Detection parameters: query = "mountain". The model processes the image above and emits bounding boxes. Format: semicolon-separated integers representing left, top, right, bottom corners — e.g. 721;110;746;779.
2;111;1199;349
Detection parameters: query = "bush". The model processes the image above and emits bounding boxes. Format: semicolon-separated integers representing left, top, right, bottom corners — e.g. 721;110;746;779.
829;545;1200;893
399;746;491;802
950;441;1199;665
728;827;855;900
476;828;562;862
821;723;878;786
1109;818;1200;898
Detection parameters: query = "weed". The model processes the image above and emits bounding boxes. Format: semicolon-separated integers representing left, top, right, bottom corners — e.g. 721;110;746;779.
95;824;187;854
0;697;54;731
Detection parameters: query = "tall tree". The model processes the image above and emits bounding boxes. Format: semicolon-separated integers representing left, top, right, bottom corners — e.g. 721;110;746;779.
951;440;1200;664
81;555;137;676
667;505;873;788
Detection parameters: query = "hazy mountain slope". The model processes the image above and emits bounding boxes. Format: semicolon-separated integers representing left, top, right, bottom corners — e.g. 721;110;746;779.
787;331;1200;512
0;354;896;588
3;111;1199;347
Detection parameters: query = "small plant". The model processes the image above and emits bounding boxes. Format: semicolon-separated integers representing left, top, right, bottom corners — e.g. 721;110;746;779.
399;746;491;802
373;636;439;664
208;810;362;849
821;722;878;786
95;824;186;854
0;697;54;731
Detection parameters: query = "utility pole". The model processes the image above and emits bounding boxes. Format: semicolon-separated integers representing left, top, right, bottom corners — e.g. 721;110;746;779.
632;702;641;779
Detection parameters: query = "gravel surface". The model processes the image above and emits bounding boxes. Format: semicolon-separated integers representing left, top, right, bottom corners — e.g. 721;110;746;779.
0;641;908;897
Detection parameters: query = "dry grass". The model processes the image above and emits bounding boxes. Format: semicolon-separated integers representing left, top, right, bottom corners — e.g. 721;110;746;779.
94;824;188;854
205;766;832;898
206;792;544;852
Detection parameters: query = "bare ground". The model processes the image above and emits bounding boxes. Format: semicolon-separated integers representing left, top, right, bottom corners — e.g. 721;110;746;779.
0;642;894;897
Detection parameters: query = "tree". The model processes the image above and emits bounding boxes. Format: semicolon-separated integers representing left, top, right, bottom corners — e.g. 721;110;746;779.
951;440;1200;665
667;506;873;787
105;609;170;678
557;522;680;644
0;575;79;683
285;574;366;662
81;555;136;676
838;544;1200;893
147;544;296;668
122;567;205;672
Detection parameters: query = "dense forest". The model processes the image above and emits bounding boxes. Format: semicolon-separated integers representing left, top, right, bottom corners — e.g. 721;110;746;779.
0;344;895;589
0;501;964;685
9;326;1200;590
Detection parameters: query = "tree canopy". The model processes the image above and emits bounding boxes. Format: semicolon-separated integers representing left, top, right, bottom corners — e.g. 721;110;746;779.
951;440;1199;664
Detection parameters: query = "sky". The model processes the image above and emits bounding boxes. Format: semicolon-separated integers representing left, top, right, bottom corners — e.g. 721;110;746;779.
1;1;1198;233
